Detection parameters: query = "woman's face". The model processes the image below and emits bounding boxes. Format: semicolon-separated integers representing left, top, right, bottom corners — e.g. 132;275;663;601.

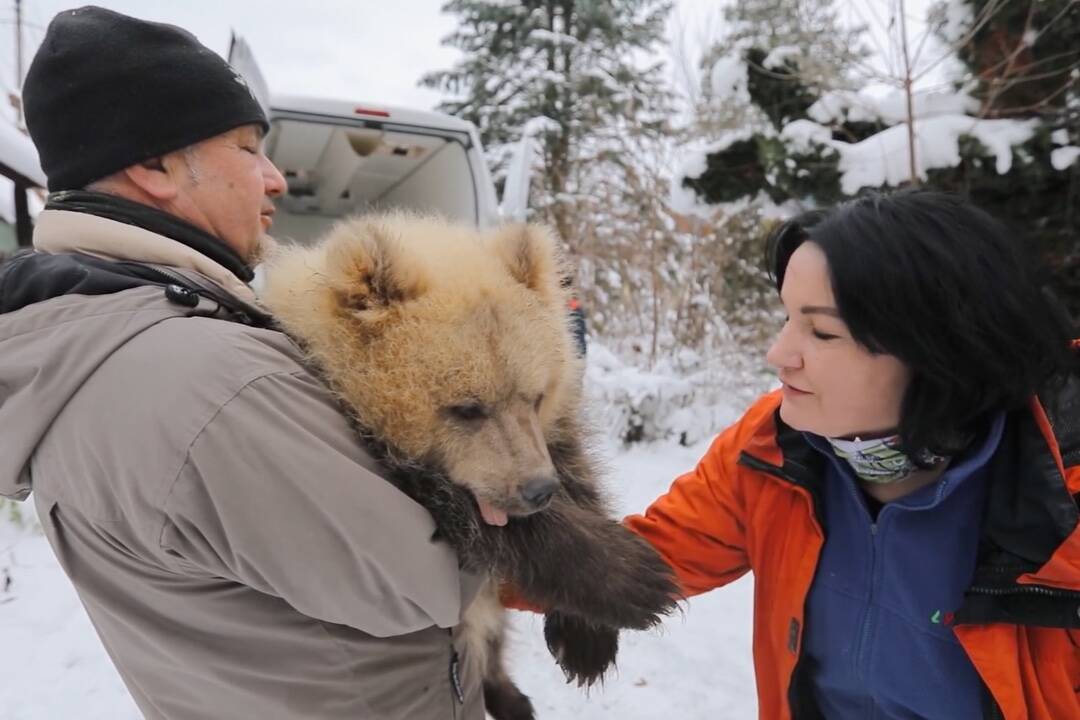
766;242;911;439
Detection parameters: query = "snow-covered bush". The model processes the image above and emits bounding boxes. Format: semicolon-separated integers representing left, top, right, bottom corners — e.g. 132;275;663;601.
584;341;774;446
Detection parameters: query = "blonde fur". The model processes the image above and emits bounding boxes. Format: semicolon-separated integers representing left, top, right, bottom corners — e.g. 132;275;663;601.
263;213;582;503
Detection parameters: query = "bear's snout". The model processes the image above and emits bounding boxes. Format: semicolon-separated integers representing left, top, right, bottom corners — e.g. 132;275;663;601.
520;477;559;511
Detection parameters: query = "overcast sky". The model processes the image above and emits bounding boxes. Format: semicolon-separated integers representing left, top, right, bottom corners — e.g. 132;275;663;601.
0;0;721;112
1;0;941;121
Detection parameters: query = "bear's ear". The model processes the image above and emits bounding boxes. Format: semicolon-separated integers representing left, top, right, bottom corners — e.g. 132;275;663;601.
324;217;428;313
490;223;563;296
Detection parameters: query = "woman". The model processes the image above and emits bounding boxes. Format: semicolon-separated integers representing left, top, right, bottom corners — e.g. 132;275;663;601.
625;190;1080;719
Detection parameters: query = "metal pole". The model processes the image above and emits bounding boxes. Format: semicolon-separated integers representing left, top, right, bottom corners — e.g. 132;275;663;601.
14;0;23;128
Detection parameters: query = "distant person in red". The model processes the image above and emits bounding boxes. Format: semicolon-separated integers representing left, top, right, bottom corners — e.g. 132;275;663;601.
563;274;587;356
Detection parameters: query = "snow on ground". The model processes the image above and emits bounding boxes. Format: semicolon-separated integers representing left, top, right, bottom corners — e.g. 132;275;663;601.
0;507;142;719
0;439;757;720
506;440;757;719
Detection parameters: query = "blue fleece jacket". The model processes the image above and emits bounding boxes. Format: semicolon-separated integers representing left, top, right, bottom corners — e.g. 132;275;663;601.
801;413;1005;719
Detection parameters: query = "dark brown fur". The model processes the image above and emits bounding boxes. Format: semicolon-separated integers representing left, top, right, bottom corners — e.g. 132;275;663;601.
352;411;680;717
483;630;537;718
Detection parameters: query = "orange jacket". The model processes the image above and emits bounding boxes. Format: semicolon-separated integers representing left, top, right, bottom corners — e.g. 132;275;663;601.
625;390;1080;720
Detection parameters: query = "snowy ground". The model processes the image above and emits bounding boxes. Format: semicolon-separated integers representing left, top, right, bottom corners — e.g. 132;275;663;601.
0;440;757;720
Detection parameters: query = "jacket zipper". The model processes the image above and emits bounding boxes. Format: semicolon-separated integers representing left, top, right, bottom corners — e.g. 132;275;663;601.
856;522;878;720
448;628;464;716
141;264;190;287
738;452;793;483
740;452;824;720
140;265;231;308
120;262;207;295
966;583;1080;598
837;453;882;719
134;264;271;326
856;522;877;678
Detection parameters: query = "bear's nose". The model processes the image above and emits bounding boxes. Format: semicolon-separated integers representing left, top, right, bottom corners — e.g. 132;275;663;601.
520;477;558;509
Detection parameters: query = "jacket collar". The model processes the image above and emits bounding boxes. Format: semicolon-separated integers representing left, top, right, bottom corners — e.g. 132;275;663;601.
33;209;258;304
44;189;256;282
738;387;1080;626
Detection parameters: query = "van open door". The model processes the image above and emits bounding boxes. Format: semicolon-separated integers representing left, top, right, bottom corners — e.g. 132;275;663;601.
226;33;501;240
499;117;555;223
226;33;271;121
499;133;534;223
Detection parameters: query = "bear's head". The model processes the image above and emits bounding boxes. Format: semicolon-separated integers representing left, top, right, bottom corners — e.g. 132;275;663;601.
263;213;582;526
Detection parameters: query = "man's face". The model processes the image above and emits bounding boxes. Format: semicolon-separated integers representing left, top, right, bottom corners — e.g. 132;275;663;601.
166;125;287;262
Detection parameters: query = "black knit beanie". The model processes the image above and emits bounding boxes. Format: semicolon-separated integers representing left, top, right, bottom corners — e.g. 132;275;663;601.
23;6;269;191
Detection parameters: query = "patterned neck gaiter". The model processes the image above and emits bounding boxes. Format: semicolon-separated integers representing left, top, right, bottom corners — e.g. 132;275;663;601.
826;434;948;484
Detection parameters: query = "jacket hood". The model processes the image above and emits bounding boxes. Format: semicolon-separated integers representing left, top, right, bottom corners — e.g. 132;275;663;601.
0;244;268;500
0;279;203;499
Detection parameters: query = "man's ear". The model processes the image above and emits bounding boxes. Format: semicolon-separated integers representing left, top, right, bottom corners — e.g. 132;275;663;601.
121;154;181;201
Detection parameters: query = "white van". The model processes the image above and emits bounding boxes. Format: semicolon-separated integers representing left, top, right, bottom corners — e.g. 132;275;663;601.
0;38;530;250
229;36;524;245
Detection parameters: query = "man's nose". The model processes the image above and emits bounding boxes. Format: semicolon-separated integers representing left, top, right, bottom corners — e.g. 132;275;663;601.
262;156;287;198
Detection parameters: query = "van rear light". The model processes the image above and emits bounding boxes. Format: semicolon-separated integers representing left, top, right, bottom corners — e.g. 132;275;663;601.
354;107;390;118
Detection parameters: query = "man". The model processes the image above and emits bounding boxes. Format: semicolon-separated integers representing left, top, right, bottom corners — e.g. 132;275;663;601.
0;7;485;718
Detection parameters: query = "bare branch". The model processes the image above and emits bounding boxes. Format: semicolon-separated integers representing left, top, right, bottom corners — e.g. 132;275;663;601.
912;0;1011;82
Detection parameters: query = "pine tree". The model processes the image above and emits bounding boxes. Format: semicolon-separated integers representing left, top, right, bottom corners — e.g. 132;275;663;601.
421;0;674;247
694;0;868;136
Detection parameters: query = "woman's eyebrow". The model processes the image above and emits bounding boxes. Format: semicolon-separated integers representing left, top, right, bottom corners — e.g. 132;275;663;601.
800;305;841;317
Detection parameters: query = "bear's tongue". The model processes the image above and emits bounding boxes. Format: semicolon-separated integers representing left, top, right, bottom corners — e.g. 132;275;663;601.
476;498;508;527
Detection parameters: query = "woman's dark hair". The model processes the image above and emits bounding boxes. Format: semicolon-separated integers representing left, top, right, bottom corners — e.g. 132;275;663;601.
766;189;1077;459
